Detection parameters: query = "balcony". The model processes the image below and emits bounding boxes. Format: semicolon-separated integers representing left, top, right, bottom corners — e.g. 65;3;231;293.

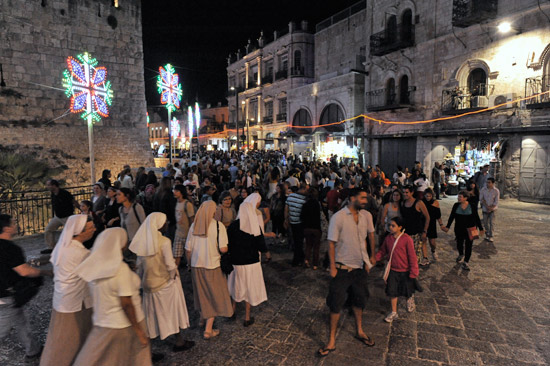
290;66;305;77
263;116;273;124
275;69;288;81
262;73;273;84
366;86;416;111
248;119;257;126
441;84;494;115
452;0;498;28
247;80;258;89
525;75;550;109
276;113;287;122
370;24;415;56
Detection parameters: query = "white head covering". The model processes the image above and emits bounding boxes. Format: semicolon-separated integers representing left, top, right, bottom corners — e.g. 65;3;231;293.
75;228;128;282
50;215;88;266
129;212;166;257
237;193;264;237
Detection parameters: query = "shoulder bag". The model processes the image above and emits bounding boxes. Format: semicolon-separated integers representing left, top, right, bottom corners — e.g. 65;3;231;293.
216;221;233;275
467;226;479;241
383;232;404;283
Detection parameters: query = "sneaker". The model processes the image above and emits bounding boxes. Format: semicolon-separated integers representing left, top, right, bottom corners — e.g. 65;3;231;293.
407;296;416;313
462;262;470;271
419;257;430;266
456;255;464;263
384;312;399;323
487;237;494;242
431;251;438;261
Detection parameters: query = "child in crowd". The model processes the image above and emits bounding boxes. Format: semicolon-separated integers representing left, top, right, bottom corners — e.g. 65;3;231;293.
375;216;420;322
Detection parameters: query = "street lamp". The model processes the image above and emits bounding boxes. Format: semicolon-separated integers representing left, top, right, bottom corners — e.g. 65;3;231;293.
498;22;511;33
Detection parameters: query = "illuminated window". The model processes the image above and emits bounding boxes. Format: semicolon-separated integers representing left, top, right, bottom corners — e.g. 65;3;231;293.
320;104;345;133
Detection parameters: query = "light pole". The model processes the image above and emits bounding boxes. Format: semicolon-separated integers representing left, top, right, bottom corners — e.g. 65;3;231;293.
247;117;254;151
241;100;246;151
230;86;239;152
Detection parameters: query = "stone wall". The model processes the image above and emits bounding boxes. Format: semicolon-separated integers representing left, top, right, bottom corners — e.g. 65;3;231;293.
0;0;153;184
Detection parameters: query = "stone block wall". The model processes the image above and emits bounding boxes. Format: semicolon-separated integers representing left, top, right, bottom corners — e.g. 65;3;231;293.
0;0;153;185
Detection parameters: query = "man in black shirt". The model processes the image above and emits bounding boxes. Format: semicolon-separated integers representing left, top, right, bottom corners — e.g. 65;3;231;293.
0;214;50;360
42;179;77;254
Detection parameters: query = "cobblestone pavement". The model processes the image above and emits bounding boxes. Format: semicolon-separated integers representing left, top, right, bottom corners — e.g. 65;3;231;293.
2;197;550;366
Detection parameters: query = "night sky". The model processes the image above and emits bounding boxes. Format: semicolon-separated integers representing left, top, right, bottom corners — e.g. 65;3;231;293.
141;0;362;108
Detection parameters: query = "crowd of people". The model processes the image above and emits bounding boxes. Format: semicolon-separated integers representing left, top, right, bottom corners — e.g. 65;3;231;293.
0;149;501;364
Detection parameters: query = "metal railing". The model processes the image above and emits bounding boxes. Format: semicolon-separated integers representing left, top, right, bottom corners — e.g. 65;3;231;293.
316;0;366;32
247;80;258;89
452;0;498;28
370;23;415;56
0;186;93;236
366;86;416;111
275;69;288;81
525;75;550;107
276;113;287;122
263;116;273;123
290;66;305;77
262;74;273;84
441;84;494;114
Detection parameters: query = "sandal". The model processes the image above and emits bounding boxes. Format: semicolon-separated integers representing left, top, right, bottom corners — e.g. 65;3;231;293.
203;329;220;340
317;347;336;357
355;334;375;347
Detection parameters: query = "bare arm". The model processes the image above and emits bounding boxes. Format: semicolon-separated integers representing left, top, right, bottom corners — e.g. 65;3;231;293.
120;296;148;347
328;241;337;278
13;263;51;278
417;201;430;234
367;232;375;260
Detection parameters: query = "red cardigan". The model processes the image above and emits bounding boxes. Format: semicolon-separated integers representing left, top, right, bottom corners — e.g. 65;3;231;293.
375;233;419;278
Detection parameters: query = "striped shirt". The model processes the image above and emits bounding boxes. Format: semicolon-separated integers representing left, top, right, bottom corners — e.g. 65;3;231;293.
286;193;307;225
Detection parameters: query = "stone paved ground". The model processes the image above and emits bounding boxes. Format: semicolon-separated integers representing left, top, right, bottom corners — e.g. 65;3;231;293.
2;197;550;366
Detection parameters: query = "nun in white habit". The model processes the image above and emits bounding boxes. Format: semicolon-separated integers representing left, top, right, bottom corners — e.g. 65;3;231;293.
73;228;152;366
40;215;95;366
129;212;194;352
226;193;272;327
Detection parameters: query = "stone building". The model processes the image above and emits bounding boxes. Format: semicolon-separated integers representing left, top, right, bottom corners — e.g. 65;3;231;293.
0;0;152;185
362;0;550;203
288;1;368;159
226;21;314;152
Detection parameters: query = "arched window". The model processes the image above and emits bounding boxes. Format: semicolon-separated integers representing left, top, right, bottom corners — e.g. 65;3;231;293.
468;68;487;96
386;15;397;44
294;50;302;69
386;78;396;106
320;103;345;133
265;132;274;139
292;108;312;134
401;9;413;43
399;75;410;104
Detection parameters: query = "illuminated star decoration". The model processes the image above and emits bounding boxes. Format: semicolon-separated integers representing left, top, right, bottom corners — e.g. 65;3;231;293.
146;112;150;126
62;52;114;123
157;64;182;112
194;102;201;131
170;117;180;138
188;106;194;139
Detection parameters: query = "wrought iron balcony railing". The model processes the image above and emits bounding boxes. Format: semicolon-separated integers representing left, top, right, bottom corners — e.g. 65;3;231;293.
263;116;273;124
441;84;494;115
366;86;416;111
247;80;258;89
262;73;273;84
290;66;305;77
370;24;415;56
276;113;287;122
452;0;498;28
275;69;288;81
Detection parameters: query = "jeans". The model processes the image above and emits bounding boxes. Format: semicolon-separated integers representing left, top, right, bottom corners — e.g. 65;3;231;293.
456;234;473;262
0;297;41;356
433;182;441;199
483;211;495;238
303;228;321;266
44;216;69;248
290;223;304;265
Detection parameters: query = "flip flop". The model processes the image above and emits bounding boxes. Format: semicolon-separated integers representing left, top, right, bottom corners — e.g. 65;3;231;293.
355;334;375;347
317;347;336;357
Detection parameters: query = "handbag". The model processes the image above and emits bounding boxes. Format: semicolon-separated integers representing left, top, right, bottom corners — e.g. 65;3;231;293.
216;221;233;275
383;232;404;283
467;226;479;241
12;276;44;308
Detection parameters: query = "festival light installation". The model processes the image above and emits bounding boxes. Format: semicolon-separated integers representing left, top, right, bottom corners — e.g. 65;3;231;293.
62;52;113;183
157;63;182;162
188;106;194;150
171;117;180;138
194;102;201;152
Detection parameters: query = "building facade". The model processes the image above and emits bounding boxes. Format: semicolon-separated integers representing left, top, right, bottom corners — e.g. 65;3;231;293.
362;0;550;203
0;0;153;185
226;21;315;152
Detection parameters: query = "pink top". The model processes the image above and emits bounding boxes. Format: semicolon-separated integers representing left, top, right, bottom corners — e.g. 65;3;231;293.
375;233;419;278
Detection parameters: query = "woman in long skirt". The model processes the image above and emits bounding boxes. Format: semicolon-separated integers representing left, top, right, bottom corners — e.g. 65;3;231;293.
226;193;272;326
73;228;151;366
40;215;96;366
185;201;233;339
129;212;194;352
